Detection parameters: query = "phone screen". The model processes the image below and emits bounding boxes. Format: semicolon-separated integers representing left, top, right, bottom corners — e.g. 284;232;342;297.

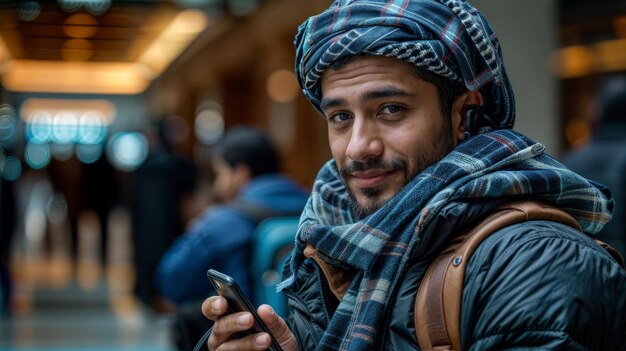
206;269;283;351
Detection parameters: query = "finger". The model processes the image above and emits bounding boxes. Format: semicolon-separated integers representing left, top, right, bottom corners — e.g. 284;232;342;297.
208;311;254;349
257;304;298;350
214;333;271;351
202;296;227;320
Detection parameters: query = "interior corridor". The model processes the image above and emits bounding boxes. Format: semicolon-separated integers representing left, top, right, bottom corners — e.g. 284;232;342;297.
0;207;175;350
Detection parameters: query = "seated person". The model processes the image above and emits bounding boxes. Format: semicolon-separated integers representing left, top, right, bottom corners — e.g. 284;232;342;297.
156;126;309;307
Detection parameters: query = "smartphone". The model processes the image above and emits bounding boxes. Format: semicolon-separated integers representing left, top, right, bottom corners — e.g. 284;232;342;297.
206;269;283;351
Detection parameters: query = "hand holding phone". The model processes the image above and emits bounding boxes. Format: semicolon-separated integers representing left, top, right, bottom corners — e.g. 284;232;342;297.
206;269;284;351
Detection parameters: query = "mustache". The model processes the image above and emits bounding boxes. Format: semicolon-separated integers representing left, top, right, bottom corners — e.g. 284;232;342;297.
340;158;407;178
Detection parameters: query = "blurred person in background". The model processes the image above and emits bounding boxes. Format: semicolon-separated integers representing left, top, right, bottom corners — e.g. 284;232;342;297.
156;126;309;349
130;118;197;310
0;167;16;315
80;155;118;269
562;75;626;258
46;155;83;267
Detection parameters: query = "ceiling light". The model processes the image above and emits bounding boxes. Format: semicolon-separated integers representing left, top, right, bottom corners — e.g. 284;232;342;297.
17;1;41;21
550;45;594;78
3;61;149;94
58;0;111;15
63;13;99;39
137;9;208;77
61;39;94;61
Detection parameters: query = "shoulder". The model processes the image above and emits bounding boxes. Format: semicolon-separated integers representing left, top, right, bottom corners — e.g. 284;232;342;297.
472;220;622;272
186;205;257;240
462;220;626;349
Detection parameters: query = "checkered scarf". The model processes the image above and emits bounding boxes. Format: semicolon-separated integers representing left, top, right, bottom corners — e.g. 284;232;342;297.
278;130;613;350
294;0;515;129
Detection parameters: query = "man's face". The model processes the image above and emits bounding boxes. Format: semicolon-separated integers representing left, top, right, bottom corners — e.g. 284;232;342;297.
210;154;240;202
320;56;459;217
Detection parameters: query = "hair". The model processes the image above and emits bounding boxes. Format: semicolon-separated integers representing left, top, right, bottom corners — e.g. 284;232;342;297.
597;75;626;125
213;126;280;177
409;66;465;123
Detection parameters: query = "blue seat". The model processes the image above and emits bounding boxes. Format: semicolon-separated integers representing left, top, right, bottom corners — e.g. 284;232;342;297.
251;216;300;317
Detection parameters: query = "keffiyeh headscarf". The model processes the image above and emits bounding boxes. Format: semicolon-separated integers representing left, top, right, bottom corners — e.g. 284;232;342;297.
294;0;515;129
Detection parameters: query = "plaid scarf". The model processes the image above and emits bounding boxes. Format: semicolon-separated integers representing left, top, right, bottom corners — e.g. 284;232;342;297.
294;0;515;129
279;130;613;350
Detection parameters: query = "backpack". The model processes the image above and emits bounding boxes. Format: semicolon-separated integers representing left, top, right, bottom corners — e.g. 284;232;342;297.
414;200;625;351
174;201;301;351
251;216;300;316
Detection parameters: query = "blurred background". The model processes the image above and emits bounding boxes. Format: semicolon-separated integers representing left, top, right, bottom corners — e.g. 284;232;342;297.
0;0;624;349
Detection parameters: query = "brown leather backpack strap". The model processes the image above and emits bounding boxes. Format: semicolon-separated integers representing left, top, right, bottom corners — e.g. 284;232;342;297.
593;239;625;269
414;200;581;351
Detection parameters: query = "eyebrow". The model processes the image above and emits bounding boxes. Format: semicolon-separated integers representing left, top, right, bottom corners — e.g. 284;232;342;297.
319;86;416;111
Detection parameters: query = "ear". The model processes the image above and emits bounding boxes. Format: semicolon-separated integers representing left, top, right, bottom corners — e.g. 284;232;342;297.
232;163;252;189
451;90;484;143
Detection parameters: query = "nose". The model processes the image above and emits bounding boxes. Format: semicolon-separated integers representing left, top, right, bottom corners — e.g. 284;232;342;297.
345;119;383;162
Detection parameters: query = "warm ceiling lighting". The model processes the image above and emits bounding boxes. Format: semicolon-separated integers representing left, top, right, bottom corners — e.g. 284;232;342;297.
0;35;12;74
551;45;595;78
63;13;99;39
3;61;149;94
21;98;116;124
553;39;626;78
61;39;94;61
594;38;626;72
137;9;208;77
1;9;207;94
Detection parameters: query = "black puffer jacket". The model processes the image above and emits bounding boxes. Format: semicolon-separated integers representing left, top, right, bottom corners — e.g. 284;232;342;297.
283;208;626;350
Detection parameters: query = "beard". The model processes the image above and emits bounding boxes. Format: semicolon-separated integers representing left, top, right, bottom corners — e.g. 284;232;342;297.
339;124;456;219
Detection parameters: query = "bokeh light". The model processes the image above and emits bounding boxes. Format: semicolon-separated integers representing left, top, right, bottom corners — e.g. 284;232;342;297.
194;104;224;145
25;142;51;169
266;69;300;103
76;143;104;164
58;0;112;15
1;156;22;181
52;112;78;144
27;111;53;143
51;143;74;161
63;13;99;39
46;193;68;225
106;132;148;171
17;1;41;21
0;105;17;148
78;112;107;144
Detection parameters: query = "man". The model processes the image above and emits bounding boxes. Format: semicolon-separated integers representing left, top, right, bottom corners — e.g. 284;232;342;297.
157;126;309;350
562;75;626;258
131;119;197;308
156;126;309;307
202;1;626;350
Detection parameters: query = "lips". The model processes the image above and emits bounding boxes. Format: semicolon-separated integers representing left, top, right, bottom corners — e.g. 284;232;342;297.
350;169;395;189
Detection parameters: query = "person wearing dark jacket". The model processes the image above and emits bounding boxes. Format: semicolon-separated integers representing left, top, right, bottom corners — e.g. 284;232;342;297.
201;1;626;350
156;126;309;307
561;75;626;258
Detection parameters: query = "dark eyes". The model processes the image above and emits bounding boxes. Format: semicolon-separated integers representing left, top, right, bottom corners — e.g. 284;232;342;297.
379;104;403;115
327;112;352;126
326;104;405;127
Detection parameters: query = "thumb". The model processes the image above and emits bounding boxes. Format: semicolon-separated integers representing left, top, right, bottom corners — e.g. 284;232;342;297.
258;304;299;351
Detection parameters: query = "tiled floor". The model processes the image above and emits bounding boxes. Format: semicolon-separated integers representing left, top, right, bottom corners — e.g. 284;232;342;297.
0;208;176;350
